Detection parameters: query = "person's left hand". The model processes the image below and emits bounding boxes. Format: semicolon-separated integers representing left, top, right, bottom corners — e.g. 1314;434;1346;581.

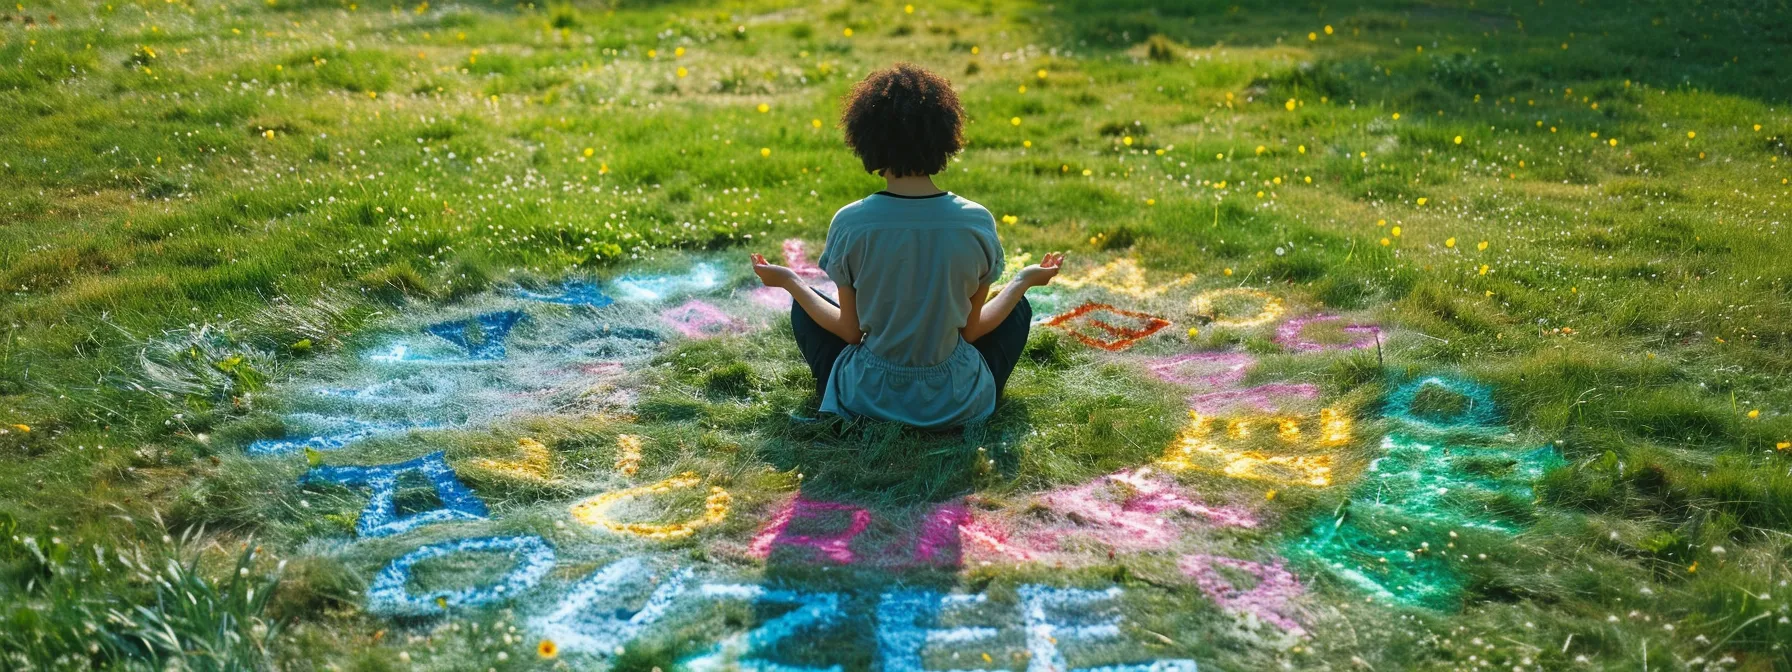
1014;251;1065;288
750;253;802;290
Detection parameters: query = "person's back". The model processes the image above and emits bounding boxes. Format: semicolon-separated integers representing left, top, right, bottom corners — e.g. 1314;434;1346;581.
822;193;1000;367
749;63;1064;428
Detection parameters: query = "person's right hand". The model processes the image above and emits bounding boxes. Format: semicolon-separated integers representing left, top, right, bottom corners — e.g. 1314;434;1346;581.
1014;251;1065;289
750;253;802;290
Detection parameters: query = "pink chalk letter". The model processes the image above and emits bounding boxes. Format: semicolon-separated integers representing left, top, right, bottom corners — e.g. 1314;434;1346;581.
1180;554;1307;636
661;299;739;338
1189;383;1320;415
1146;352;1257;389
748;496;871;564
1275;314;1380;352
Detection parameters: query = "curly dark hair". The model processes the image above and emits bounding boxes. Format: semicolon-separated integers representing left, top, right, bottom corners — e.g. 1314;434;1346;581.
840;63;965;177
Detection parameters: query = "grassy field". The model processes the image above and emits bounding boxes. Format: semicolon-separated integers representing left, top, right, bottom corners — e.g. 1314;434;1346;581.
3;0;1792;669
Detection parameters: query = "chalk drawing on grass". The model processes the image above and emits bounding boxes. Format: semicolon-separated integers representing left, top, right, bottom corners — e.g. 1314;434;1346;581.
301;451;488;538
425;310;528;360
313;376;459;408
661;299;742;338
1179;554;1307;636
516;280;615;308
683;584;845;672
1053;257;1197;299
569;472;732;540
247;413;436;456
1274;315;1380;352
1358;433;1562;532
1145;352;1256;389
747;496;872;564
367;535;556;617
742;497;1030;568
1158;409;1352;487
530;557;692;658
1383;376;1500;430
1020;585;1202;672
610;262;723;303
1287;505;1461;609
468;437;556;483
1045;302;1172;352
1025;468;1258;556
1191;288;1286;329
614;434;644;477
876;591;1003;672
877;586;1201;671
1292;375;1560;609
1187;384;1321;415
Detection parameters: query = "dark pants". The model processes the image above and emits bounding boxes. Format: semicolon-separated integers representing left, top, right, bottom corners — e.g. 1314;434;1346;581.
791;288;1032;398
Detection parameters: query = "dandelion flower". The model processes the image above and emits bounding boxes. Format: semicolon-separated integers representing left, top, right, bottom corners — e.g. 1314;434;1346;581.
1477;240;1488;251
1018;85;1027;94
583;147;594;157
843;27;853;37
811;118;822;128
1377;219;1386;227
1392;112;1401;120
10;424;28;433
1001;214;1018;224
1478;264;1489;275
1223;268;1233;276
1748;409;1760;419
1036;69;1048;79
263;129;275;139
1324;25;1333;35
1285;99;1297;111
1379;238;1391;246
760;147;771;157
1308;32;1317;41
757;102;770;113
1445;237;1456;248
676;66;687;78
1609;138;1617;146
1081;168;1092;176
647;49;657;59
1146;198;1156;205
1298;144;1306;153
904;4;914;13
1416;197;1429;206
1686;131;1695;139
1010;116;1021;126
1123;136;1133;146
1187;327;1200;338
538;640;559;659
1453;136;1462;144
675;47;685;58
1777;441;1789;451
1023;140;1032;148
1390;226;1402;237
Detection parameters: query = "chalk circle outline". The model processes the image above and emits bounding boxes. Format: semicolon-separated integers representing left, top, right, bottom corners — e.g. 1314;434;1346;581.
1191;288;1287;329
569;472;732;540
367;535;557;617
1383;375;1500;430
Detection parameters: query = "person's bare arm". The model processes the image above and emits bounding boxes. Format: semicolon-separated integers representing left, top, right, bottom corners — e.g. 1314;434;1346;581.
962;252;1064;342
752;253;863;343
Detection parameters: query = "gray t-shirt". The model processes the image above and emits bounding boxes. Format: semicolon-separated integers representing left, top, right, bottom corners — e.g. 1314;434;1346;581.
815;192;1003;427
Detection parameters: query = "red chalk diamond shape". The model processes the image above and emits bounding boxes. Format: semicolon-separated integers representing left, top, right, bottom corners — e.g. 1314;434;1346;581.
1043;302;1172;351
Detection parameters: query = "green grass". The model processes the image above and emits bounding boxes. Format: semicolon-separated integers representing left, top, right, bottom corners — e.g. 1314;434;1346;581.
3;0;1792;669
